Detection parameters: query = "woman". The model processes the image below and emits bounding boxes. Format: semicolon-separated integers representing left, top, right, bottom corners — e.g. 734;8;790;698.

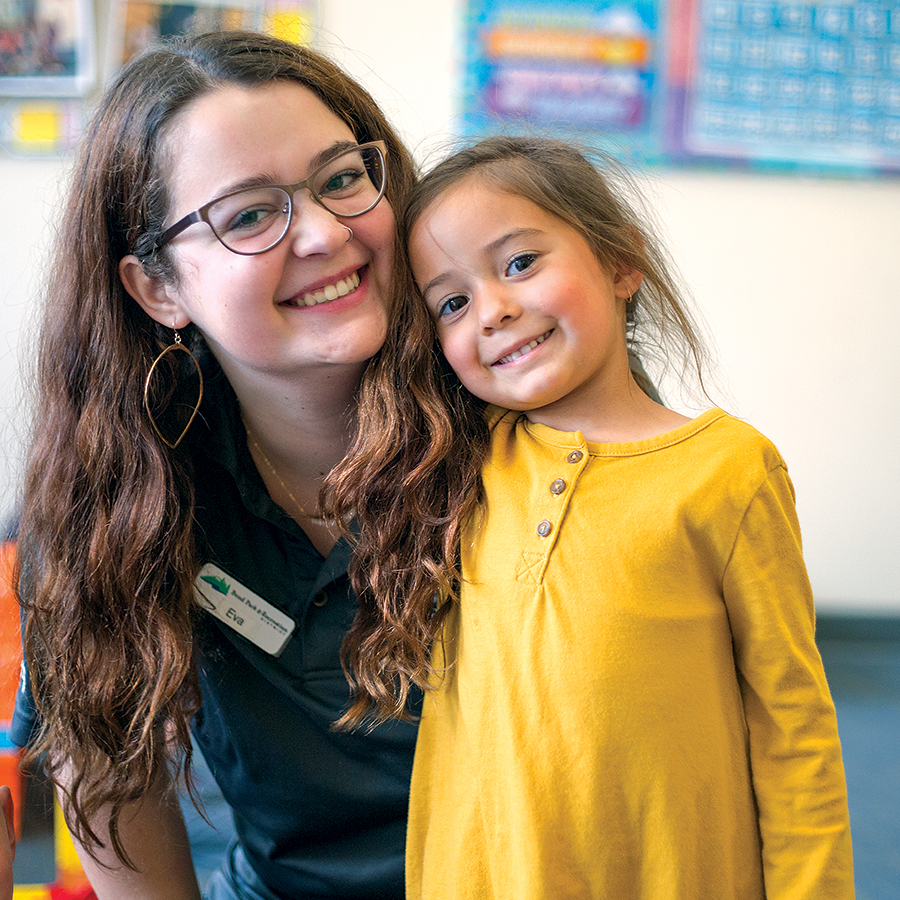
13;30;419;900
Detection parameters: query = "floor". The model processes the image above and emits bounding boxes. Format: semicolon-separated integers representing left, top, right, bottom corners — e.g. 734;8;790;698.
12;615;900;898
816;616;900;900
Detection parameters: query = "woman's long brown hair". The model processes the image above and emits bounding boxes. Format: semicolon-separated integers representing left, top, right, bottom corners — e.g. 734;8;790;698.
16;30;415;868
327;136;707;728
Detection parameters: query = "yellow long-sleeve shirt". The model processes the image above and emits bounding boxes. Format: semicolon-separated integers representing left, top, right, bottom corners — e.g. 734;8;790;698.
407;408;853;899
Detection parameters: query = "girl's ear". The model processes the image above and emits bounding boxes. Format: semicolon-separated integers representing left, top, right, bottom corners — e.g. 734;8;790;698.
119;255;191;329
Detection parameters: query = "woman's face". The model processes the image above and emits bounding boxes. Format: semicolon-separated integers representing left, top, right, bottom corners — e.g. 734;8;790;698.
140;81;395;389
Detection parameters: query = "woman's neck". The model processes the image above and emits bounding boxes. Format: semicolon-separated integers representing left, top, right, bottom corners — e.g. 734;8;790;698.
230;362;362;468
227;363;364;554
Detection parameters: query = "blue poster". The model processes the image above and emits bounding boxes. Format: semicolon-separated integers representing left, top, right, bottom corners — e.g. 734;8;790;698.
462;0;668;162
668;0;900;173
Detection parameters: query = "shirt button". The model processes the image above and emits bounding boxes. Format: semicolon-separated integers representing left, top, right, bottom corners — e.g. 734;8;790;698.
537;520;553;537
566;450;583;463
312;591;328;607
550;478;566;494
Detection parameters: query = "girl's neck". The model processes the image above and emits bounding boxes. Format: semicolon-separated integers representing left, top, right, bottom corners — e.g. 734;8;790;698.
525;373;691;444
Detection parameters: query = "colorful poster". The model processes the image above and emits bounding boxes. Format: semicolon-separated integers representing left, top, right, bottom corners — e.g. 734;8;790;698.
462;0;667;162
0;0;95;95
108;1;317;75
0;97;84;155
667;0;900;173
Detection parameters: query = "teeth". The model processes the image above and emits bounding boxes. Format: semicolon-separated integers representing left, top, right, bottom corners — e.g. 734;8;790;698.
299;271;360;307
496;331;550;365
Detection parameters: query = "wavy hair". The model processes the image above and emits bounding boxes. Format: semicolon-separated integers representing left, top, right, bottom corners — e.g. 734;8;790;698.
16;30;415;867
327;136;707;727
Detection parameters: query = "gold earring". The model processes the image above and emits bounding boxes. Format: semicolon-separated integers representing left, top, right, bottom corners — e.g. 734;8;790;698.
144;328;204;448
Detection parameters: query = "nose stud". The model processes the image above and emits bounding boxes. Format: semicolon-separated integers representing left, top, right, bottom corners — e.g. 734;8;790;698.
342;225;354;243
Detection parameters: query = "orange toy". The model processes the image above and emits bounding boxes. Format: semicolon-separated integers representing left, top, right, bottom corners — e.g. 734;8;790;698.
0;541;96;900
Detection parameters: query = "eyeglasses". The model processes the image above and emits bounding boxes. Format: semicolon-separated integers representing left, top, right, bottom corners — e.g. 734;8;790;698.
154;141;387;256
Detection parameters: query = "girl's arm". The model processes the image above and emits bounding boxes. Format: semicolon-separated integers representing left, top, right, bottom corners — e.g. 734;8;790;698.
723;464;853;899
61;769;202;900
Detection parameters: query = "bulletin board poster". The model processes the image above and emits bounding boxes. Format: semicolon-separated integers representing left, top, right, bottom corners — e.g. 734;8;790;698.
108;0;318;75
0;0;95;96
461;0;668;163
666;0;900;174
0;97;85;155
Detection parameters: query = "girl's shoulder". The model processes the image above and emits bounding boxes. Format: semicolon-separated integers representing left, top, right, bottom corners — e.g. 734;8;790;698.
688;409;786;469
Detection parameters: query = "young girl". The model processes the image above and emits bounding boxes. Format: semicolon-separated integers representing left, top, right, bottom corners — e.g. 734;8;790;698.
328;137;854;899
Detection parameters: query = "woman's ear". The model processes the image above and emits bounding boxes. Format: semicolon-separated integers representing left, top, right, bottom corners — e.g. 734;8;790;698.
119;255;191;329
614;267;644;301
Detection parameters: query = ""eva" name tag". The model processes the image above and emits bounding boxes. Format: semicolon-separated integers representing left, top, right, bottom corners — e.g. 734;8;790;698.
194;563;296;656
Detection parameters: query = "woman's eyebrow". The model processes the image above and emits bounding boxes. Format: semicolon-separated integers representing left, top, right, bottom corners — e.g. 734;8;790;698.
211;140;364;197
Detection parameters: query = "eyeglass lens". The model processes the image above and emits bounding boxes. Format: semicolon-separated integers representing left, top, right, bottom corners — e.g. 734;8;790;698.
207;144;385;254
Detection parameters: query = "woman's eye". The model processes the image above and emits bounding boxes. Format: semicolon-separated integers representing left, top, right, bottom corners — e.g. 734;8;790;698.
436;295;469;319
221;202;283;234
506;252;537;276
229;207;275;231
320;168;364;196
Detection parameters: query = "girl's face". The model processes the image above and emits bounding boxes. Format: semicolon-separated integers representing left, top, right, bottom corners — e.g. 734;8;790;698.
409;176;641;432
127;81;395;390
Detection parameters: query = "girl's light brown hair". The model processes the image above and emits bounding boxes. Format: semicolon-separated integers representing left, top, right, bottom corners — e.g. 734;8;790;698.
16;29;415;868
328;136;707;727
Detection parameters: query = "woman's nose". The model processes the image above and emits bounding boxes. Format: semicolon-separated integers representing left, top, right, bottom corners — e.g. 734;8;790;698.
285;192;350;256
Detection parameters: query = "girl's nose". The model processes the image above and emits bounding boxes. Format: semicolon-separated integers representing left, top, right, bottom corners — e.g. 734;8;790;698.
478;287;521;333
286;192;350;256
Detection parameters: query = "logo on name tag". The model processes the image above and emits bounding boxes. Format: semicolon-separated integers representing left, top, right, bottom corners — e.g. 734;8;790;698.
194;563;295;656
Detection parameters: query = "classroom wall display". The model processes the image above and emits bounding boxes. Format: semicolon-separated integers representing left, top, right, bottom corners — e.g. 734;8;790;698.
667;0;900;173
0;0;95;96
0;1;315;154
463;0;900;175
0;97;84;154
462;0;668;163
108;0;317;74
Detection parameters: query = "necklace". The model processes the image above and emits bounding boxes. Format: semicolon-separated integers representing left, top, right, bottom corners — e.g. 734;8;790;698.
245;429;333;527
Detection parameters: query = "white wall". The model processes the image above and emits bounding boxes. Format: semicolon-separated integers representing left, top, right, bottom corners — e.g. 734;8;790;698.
1;0;898;611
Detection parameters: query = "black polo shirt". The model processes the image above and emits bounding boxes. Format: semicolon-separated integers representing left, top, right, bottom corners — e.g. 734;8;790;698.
13;373;418;899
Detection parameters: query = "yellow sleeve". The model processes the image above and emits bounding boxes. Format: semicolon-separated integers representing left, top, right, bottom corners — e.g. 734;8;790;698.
722;465;854;900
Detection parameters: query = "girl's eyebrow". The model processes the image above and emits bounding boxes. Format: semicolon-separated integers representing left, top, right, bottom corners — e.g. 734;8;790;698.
418;227;543;299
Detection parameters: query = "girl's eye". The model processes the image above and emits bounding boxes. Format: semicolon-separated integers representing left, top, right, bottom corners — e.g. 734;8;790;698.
505;252;538;276
436;295;469;319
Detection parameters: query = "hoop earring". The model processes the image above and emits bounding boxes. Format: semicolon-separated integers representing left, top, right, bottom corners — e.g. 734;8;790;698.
342;225;354;243
144;328;204;449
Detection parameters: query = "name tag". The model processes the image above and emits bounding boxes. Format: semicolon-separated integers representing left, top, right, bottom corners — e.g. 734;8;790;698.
194;563;295;656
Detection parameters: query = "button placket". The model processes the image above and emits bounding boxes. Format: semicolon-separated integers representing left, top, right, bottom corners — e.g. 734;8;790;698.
535;446;586;540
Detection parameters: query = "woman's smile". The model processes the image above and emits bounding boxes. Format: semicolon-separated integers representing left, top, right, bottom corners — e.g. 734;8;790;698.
282;267;362;308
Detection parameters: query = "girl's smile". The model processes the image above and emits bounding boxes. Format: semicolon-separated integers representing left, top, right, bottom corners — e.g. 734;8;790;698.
491;329;553;366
